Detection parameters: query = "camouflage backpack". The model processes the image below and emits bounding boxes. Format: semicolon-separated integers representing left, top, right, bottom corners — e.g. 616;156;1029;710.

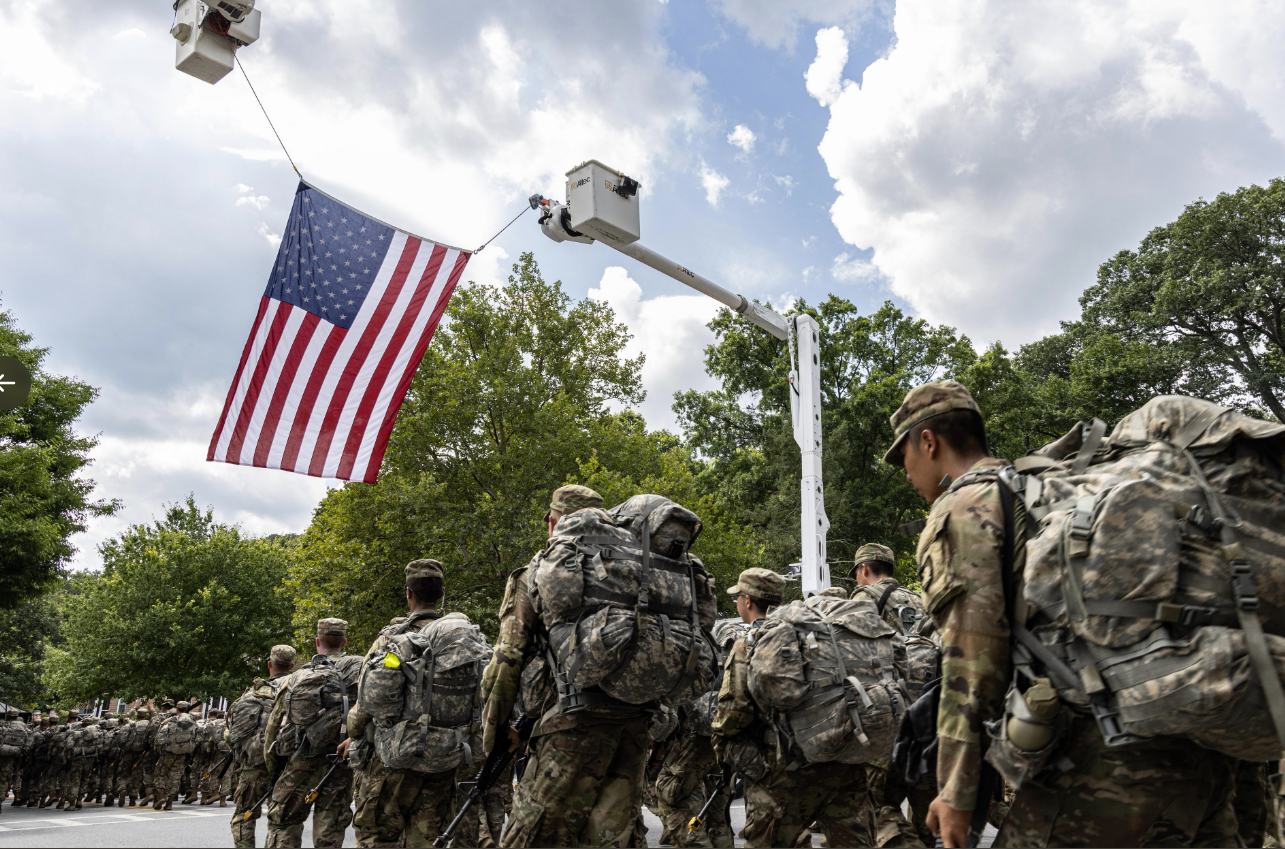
899;633;941;704
0;720;29;757
984;396;1285;779
71;722;105;759
530;495;719;709
154;712;199;755
277;656;350;759
747;594;909;765
358;612;492;775
123;718;151;753
227;679;278;767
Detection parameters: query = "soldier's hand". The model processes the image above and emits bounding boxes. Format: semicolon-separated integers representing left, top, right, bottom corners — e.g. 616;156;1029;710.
336;738;352;758
506;725;520;753
926;796;971;848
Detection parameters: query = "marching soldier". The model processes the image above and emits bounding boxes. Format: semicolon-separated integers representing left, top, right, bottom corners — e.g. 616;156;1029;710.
228;645;296;848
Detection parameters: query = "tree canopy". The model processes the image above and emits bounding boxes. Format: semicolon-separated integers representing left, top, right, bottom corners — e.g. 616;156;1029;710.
0;306;117;608
44;497;294;706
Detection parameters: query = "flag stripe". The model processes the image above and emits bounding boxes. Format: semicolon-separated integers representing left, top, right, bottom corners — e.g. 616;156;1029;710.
362;249;471;482
208;182;470;484
207;296;271;461
211;298;283;462
251;311;322;468
223;303;296;464
336;245;447;479
306;237;423;477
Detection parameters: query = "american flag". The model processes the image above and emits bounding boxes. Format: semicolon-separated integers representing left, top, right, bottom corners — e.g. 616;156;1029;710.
208;181;470;483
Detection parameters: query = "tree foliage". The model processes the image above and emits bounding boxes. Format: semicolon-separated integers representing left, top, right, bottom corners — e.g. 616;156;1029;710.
44;497;294;705
0;306;118;608
0;592;61;707
288;254;667;648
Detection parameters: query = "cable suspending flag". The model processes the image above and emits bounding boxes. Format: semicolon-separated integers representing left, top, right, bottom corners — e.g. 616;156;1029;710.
208;181;470;483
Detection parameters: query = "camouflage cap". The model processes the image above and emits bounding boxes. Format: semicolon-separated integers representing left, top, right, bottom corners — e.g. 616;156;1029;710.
176;701;190;711
883;380;981;466
546;484;603;520
67;709;79;718
270;644;297;666
159;698;175;709
316;617;348;637
5;708;18;719
405;559;444;580
816;586;849;599
136;708;151;719
853;543;896;570
726;567;785;605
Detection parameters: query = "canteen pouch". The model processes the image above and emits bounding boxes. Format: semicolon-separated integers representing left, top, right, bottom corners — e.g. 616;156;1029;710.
983;682;1067;790
375;716;473;775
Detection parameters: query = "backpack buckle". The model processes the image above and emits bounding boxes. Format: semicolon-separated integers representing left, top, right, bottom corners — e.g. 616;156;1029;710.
1229;562;1259;611
1157;603;1219;627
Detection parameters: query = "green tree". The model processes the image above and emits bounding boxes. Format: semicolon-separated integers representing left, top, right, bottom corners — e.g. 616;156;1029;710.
43;496;294;705
288;254;656;648
0;592;61;707
1074;178;1285;421
0;306;118;608
675;298;977;587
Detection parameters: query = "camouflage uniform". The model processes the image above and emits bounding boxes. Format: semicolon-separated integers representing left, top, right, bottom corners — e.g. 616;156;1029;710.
200;713;233;804
0;709;30;808
154;703;196;809
229;648;295;849
346;564;482;849
480;486;652;848
43;714;67;807
62;716;100;810
27;719;53;806
264;622;361;848
886;380;1241;847
848;544;931;848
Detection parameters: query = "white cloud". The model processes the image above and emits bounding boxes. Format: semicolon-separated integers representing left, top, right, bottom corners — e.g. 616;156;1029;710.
589;267;720;429
818;0;1285;343
831;251;881;282
805;27;851;107
699;161;730;207
773;174;797;195
234;183;254;194
256;222;281;249
727;124;757;152
235;195;270;210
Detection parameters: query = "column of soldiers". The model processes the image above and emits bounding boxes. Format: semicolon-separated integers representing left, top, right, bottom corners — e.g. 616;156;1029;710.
5;378;1285;849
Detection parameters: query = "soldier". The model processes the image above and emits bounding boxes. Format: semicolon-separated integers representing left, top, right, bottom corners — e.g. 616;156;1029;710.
228;645;296;848
480;484;655;848
153;700;199;810
885;380;1240;847
263;619;361;848
0;708;30;813
712;567;896;847
62;714;101;811
50;709;79;809
340;561;487;848
28;716;55;807
201;709;233;806
127;707;156;807
652;701;725;848
114;712;140;807
98;714;121;806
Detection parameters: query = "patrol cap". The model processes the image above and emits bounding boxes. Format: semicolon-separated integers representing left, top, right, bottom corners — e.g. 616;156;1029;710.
6;708;18;719
726;568;785;605
405;559;443;581
815;586;849;599
853;543;896;571
136;708;151;719
883;380;982;466
316;617;348;637
176;701;190;711
160;698;175;709
67;709;79;719
545;484;603;521
270;644;298;666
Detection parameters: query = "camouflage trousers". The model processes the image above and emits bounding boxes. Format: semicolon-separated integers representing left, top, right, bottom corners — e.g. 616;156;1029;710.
231;762;273;848
351;754;478;848
654;734;733;848
479;758;515;847
741;759;876;848
39;761;63;803
23;759;47;804
858;762;929;847
995;717;1240;847
133;754;158;803
114;751;141;800
0;757;16;800
199;752;234;801
154;753;188;802
265;754;353;848
64;758;98;806
502;716;650;848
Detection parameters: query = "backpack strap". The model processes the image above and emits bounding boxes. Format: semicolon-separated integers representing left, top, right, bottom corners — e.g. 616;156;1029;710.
1070;418;1107;474
877;583;898;617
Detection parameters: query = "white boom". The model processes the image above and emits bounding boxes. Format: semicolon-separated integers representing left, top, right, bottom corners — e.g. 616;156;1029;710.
530;160;830;594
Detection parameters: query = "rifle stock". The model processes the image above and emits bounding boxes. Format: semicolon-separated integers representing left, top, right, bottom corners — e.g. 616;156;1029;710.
687;767;731;834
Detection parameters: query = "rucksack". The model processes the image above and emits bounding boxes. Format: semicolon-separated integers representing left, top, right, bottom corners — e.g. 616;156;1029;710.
227;680;278;766
124;719;150;753
993;396;1285;764
530;495;719;709
747;594;908;765
0;721;29;757
71;723;104;759
154;713;199;756
853;583;940;703
277;656;350;759
358;613;492;775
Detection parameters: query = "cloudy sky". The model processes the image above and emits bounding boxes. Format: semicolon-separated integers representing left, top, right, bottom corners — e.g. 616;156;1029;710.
2;0;1283;567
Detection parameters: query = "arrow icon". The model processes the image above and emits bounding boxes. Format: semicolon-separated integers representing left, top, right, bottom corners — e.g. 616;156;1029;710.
0;374;14;391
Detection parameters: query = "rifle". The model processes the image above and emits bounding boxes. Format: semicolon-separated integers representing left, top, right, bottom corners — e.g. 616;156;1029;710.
304;754;347;804
202;752;233;781
687;767;731;834
432;713;535;849
244;755;288;821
